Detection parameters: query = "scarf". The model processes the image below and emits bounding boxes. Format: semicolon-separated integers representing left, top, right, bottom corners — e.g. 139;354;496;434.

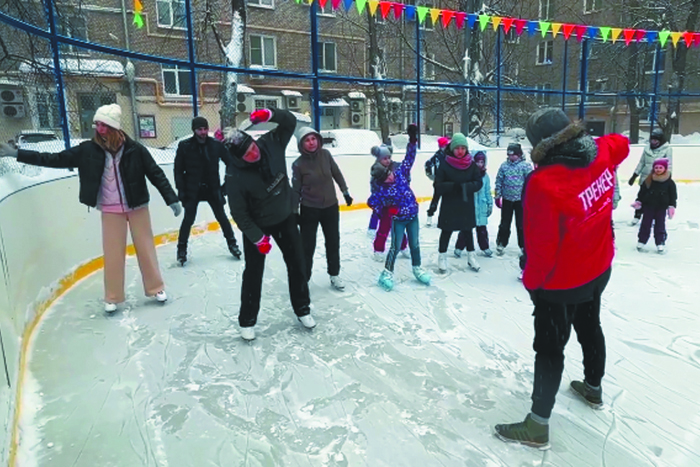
644;170;671;188
445;155;472;170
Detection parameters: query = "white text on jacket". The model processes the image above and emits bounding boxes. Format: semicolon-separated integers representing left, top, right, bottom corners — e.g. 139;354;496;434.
578;169;614;211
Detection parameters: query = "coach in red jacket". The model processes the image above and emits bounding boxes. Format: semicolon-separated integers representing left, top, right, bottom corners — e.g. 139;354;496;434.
495;108;629;449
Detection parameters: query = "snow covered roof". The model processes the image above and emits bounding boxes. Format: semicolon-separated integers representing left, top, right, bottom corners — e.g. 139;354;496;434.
387;97;402;104
280;90;303;97
236;84;255;94
347;92;366;99
18;59;125;77
320;98;348;107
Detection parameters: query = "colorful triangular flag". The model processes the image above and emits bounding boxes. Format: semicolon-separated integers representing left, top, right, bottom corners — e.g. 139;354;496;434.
502;17;514;34
562;24;575;40
514;18;527;36
455;12;466;29
356;0;367;14
684;31;694;47
430;8;441;26
479;14;490;31
527;21;538;36
575;25;587;42
379;1;391;19
468;14;477;29
623;29;635;45
405;4;415;20
392;3;404;19
539;21;551;37
318;0;328;9
659;30;671;47
646;30;658;44
587;26;599;39
551;23;562;37
635;29;646;42
491;16;502;31
599;26;611;42
611;28;622;43
368;0;379;16
441;10;455;28
416;6;429;24
331;0;342;10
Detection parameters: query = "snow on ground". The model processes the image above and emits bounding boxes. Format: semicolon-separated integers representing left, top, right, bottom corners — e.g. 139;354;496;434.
18;183;700;466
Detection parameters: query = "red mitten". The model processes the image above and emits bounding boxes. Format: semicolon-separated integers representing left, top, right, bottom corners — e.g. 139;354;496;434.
668;206;675;219
388;206;399;216
250;109;273;124
255;235;272;255
495;198;502;209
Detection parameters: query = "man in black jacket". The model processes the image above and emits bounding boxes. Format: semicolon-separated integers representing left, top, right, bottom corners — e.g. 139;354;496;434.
174;116;241;265
224;108;314;341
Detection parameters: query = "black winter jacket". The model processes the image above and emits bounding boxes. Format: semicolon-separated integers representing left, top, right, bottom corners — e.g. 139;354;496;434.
424;148;446;180
17;137;178;209
226;109;296;243
174;135;232;204
434;158;483;231
637;174;677;209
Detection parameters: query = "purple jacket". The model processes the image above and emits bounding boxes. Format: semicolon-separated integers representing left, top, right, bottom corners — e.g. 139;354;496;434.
367;142;418;221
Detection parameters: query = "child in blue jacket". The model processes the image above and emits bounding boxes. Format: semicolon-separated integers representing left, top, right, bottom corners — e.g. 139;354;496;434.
455;151;493;257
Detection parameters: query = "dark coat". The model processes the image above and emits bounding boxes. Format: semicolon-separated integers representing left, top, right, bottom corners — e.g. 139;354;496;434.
434;158;483;231
637;174;677;209
226;109;296;243
174;135;232;205
17;136;177;209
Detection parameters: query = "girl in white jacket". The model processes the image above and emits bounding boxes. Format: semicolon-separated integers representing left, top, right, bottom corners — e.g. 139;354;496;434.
628;129;672;225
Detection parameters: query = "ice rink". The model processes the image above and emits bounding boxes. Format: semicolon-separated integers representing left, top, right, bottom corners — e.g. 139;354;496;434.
15;183;700;467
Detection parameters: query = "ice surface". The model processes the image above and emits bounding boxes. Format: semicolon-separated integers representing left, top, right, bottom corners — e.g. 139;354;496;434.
16;185;700;466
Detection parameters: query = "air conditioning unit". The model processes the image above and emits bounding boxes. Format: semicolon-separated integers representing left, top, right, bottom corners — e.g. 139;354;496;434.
286;96;300;110
2;104;25;118
350;111;363;127
236;95;255;114
0;88;23;104
350;99;364;112
249;74;265;81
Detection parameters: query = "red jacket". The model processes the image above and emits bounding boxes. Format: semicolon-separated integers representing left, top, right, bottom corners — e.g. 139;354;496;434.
523;133;629;291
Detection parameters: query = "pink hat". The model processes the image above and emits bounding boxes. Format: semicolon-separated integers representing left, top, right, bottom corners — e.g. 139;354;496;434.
437;136;450;149
653;158;669;170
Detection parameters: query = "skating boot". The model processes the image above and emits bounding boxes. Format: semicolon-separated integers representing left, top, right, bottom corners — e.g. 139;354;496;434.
177;244;187;266
467;251;481;272
228;239;242;259
412;266;431;285
377;269;394;291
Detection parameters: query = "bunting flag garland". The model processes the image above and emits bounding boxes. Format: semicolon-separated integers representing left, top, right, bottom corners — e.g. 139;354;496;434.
133;0;144;28
297;0;700;48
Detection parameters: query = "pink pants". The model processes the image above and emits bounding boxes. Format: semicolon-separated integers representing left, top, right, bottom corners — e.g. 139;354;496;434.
373;207;408;253
102;207;164;304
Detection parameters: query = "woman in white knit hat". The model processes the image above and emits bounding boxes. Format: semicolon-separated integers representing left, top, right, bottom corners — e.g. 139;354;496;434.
0;103;182;313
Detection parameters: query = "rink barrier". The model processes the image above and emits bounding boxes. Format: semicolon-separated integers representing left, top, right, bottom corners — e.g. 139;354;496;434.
2;145;698;464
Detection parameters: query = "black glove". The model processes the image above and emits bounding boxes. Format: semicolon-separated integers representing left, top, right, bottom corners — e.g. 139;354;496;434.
407;124;419;144
343;192;353;207
628;173;638;186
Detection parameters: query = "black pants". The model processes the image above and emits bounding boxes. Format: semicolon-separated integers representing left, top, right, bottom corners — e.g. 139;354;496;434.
427;190;441;217
456;226;489;251
634;208;642;220
239;214;310;327
178;186;236;247
300;204;340;279
530;269;610;419
439;229;474;252
496;199;524;249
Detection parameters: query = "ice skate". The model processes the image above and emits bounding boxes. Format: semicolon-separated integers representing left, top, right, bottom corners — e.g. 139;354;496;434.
240;326;256;341
496;244;505;255
177;244;187;266
453;248;463;258
657;244;665;254
227;239;242;259
482;248;493;257
298;314;316;329
636;242;645;252
330;275;345;291
377;269;394;291
438;252;448;272
466;251;480;272
412;266;431;285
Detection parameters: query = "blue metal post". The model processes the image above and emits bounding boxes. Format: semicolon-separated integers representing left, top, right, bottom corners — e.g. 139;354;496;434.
650;43;662;133
310;2;321;130
495;26;501;145
43;0;70;149
562;40;568;109
184;0;199;116
578;39;588;120
415;13;421;146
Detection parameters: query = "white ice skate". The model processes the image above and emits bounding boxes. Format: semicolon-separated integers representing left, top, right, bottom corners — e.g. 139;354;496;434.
330;275;346;290
467;251;481;272
240;326;256;341
438;252;448;272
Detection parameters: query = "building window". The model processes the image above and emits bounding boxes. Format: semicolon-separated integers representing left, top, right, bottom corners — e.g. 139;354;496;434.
248;0;274;8
36;92;60;129
405;102;417;125
254;98;279;109
57;14;88;55
539;0;552;19
644;49;666;74
156;0;186;28
536;84;552;105
587;78;608;93
422;53;435;81
584;0;601;13
319;42;337;72
537;41;553;64
250;35;276;68
162;65;192;95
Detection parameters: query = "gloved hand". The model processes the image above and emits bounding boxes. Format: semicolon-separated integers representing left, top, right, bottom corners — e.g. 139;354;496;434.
388;206;399;216
668;206;676;219
170;202;183;217
495;198;502;209
628;173;638;186
407;123;419;144
343;192;353;207
255;235;272;255
250;109;273;125
0;142;18;159
631;200;642;210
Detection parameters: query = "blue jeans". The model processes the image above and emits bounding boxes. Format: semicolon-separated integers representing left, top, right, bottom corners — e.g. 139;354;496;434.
385;216;421;271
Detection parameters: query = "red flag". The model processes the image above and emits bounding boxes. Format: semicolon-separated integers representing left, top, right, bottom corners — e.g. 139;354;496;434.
379;2;391;19
562;23;575;40
694;33;700;47
455;12;466;29
634;29;646;42
683;31;694;47
331;0;342;9
392;2;404;19
623;28;635;45
515;19;527;36
575;25;587;42
441;10;454;28
502;17;514;34
319;0;328;8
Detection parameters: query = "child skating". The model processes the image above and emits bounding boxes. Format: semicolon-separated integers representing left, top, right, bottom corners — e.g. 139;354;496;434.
632;158;677;253
455;151;493;258
494;143;532;255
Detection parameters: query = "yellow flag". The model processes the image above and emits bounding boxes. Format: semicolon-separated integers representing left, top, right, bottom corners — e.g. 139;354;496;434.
430;8;440;26
611;28;622;43
551;23;562;37
368;0;378;16
491;16;502;31
671;31;682;47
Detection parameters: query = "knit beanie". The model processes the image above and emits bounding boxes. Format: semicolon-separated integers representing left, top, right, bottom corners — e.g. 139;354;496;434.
192;116;209;131
507;143;523;156
525;107;571;148
653;158;669;170
371;144;393;160
449;133;468;152
223;128;254;160
474;151;486;162
93;104;122;130
437;136;450;149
